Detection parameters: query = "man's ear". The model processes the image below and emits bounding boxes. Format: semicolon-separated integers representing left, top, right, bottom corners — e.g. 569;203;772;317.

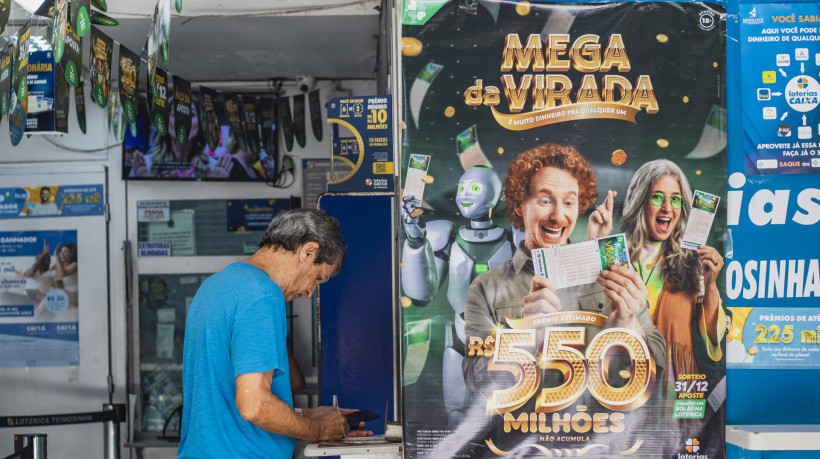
514;202;524;217
298;241;320;263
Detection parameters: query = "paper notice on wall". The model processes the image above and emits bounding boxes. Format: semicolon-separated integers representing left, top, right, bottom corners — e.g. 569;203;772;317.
681;190;720;250
137;200;170;222
146;209;195;256
531;234;630;289
156;322;174;358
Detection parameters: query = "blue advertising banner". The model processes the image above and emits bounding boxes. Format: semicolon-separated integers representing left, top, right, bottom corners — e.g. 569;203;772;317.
741;3;820;175
225;199;290;232
727;307;820;368
0;230;79;367
0;184;104;218
326;95;394;192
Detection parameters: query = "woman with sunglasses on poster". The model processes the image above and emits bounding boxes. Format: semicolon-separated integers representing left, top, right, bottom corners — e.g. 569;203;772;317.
620;159;726;441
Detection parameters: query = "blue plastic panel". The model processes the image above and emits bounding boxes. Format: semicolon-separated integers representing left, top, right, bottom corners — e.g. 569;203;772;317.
317;193;394;435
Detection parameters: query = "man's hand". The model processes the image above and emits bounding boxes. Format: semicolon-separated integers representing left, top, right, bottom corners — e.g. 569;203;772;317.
598;265;648;331
698;245;724;288
587;190;617;240
303;407;374;440
522;275;561;316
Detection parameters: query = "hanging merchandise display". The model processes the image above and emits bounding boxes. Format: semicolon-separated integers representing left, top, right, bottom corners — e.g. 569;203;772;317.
0;0;9;35
12;20;30;115
90;10;118;27
60;7;82;88
146;0;171;73
89;27;113;109
151;68;169;136
309;89;323;141
75;82;86;134
292;93;307;148
260;97;277;158
52;0;68;64
172;76;191;147
70;0;91;37
145;0;170;94
25;37;69;134
399;2;728;457
8;92;24;145
200;86;220;151
278;97;294;152
223;92;247;152
243;96;261;155
109;81;124;141
119;45;139;132
0;43;10;115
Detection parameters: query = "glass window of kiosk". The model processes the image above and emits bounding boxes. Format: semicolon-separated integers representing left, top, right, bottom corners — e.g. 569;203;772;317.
136;199;290;257
130;197;294;440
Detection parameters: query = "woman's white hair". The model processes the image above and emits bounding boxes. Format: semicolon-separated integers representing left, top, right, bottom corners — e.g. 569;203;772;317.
620;159;701;293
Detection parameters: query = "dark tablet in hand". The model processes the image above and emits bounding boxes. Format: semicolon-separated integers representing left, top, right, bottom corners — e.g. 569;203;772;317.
346;410;379;429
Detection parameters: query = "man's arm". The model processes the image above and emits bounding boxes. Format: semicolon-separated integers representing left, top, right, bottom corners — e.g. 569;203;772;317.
235;372;349;442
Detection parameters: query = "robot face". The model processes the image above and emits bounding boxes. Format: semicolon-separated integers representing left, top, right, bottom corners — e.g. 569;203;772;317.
455;166;501;219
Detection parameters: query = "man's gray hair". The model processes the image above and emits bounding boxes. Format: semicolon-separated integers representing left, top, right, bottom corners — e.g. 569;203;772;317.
258;208;345;272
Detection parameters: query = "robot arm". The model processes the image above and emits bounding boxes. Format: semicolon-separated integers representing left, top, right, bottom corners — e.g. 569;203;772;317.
401;195;453;302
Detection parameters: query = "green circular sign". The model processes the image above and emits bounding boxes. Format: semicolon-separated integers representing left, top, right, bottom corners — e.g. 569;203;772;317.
66;61;78;87
155;114;167;135
176;125;187;146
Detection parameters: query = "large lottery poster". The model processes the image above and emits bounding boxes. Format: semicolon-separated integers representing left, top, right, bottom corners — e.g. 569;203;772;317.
0;230;79;367
399;2;728;457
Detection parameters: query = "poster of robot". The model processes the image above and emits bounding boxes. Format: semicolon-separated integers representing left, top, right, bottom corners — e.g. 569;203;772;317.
399;1;728;457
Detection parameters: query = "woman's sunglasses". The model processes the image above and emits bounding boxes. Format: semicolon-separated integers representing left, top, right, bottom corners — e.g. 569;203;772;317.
649;192;683;209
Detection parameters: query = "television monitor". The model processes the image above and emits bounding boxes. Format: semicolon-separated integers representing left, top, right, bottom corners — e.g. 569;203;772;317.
123;94;277;181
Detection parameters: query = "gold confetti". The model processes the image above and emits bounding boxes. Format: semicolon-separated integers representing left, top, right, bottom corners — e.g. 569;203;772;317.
656;34;668;43
401;296;413;308
497;147;504;154
713;62;718;68
611;149;627;166
402;121;407;130
410;208;424;218
422;175;434;184
444;106;455;117
748;345;759;355
682;96;690;103
619;370;632;379
400;262;405;268
696;170;702;175
516;1;531;16
401;37;423;56
657;139;669;148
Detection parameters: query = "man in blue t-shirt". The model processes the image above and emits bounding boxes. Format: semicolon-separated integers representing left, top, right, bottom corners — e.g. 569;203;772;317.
178;208;372;458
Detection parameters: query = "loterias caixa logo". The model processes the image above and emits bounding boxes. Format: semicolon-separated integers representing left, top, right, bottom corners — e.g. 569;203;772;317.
679;437;710;459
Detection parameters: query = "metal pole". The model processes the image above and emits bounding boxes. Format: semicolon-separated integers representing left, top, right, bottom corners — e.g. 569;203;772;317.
13;433;46;459
103;404;119;459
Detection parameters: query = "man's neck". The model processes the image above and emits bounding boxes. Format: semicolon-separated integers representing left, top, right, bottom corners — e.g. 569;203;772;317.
244;247;294;287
